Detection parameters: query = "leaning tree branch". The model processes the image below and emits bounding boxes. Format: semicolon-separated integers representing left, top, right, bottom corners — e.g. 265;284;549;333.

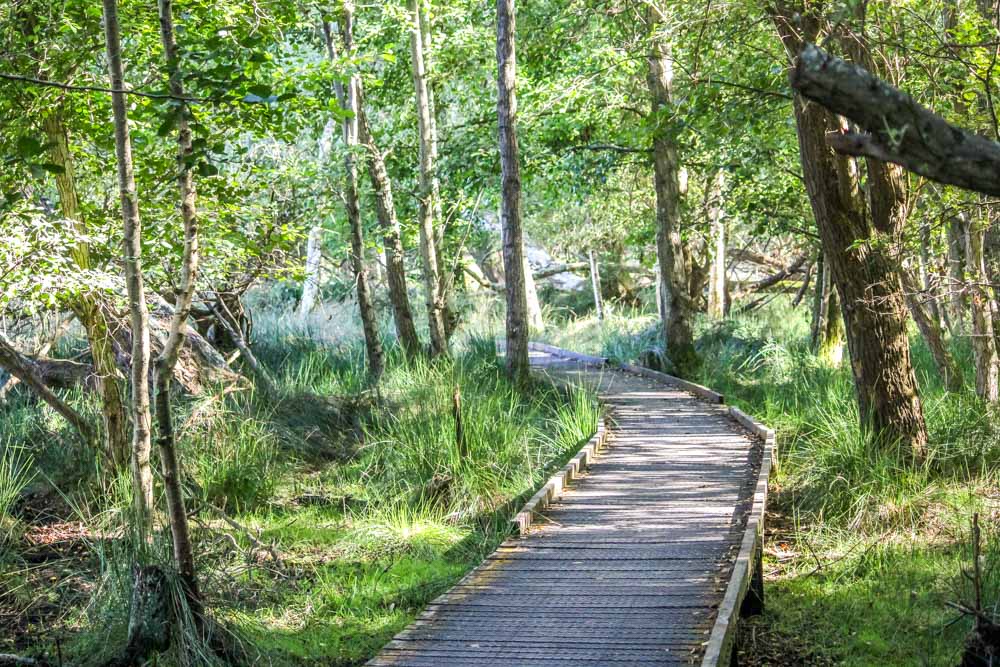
791;43;1000;196
748;253;810;291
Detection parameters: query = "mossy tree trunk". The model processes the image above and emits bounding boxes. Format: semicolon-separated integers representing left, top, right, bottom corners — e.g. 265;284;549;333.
646;10;697;375
774;6;928;458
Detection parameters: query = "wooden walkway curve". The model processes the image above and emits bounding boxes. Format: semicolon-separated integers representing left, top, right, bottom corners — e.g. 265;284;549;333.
369;344;773;667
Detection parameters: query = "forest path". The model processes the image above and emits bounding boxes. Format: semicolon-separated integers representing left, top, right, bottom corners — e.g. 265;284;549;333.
368;347;766;666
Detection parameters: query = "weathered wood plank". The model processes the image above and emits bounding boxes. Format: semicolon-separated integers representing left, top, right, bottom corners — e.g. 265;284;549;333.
366;346;772;667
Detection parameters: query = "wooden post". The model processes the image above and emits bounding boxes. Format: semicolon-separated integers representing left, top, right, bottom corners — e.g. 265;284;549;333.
452;384;466;457
589;249;604;320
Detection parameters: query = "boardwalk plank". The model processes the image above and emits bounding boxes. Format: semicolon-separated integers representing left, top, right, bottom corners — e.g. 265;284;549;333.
366;349;761;666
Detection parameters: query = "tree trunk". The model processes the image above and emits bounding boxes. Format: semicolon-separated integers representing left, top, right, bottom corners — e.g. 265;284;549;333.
418;0;459;342
299;226;322;317
408;0;448;357
919;221;944;329
357;103;422;357
947;214;968;336
901;269;963;392
589;249;604;320
966;214;999;401
646;13;697;374
774;9;928;457
103;0;154;528
812;253;845;365
496;0;529;385
332;9;384;382
155;0;203;616
707;171;727;319
43;113;130;467
0;333;95;444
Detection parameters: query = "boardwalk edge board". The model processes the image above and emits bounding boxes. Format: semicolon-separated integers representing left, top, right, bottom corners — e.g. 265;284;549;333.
700;409;775;667
511;419;609;534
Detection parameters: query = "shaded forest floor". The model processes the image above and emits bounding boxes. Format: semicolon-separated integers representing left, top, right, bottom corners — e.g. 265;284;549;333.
0;301;598;666
543;298;1000;666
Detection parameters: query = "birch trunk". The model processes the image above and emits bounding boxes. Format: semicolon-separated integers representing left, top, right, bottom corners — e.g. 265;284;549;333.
332;9;384;381
966;215;999;401
646;13;697;374
155;0;202;614
357;103;422;357
299;226;322;317
43;114;130;467
523;253;544;332
408;0;447;357
947;215;968;336
103;0;154;528
707;171;727;319
589;249;604;320
496;0;529;385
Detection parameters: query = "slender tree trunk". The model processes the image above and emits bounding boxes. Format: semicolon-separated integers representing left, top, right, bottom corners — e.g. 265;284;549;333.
43;113;130;467
966;214;999;401
357;103;422;357
496;0;529;385
774;8;928;457
707;171;727;319
947;215;968;336
646;12;697;374
103;0;154;528
408;0;448;357
919;221;944;328
331;9;384;381
155;0;202;615
589;249;604;320
299;226;322;316
901;269;963;391
418;1;459;341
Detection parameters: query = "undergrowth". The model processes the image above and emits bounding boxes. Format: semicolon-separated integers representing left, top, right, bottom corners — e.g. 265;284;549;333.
0;298;598;666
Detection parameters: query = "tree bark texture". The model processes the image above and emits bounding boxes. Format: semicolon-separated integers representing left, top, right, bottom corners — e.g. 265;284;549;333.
43;113;130;466
966;215;1000;401
155;0;203;615
496;0;530;385
103;0;154;527
357;103;422;357
589;249;604;320
707;171;727;319
646;14;697;374
408;0;448;357
299;226;322;317
774;9;928;457
792;43;1000;197
327;12;385;382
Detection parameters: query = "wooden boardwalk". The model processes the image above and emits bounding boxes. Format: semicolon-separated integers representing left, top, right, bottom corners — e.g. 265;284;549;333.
369;346;769;666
